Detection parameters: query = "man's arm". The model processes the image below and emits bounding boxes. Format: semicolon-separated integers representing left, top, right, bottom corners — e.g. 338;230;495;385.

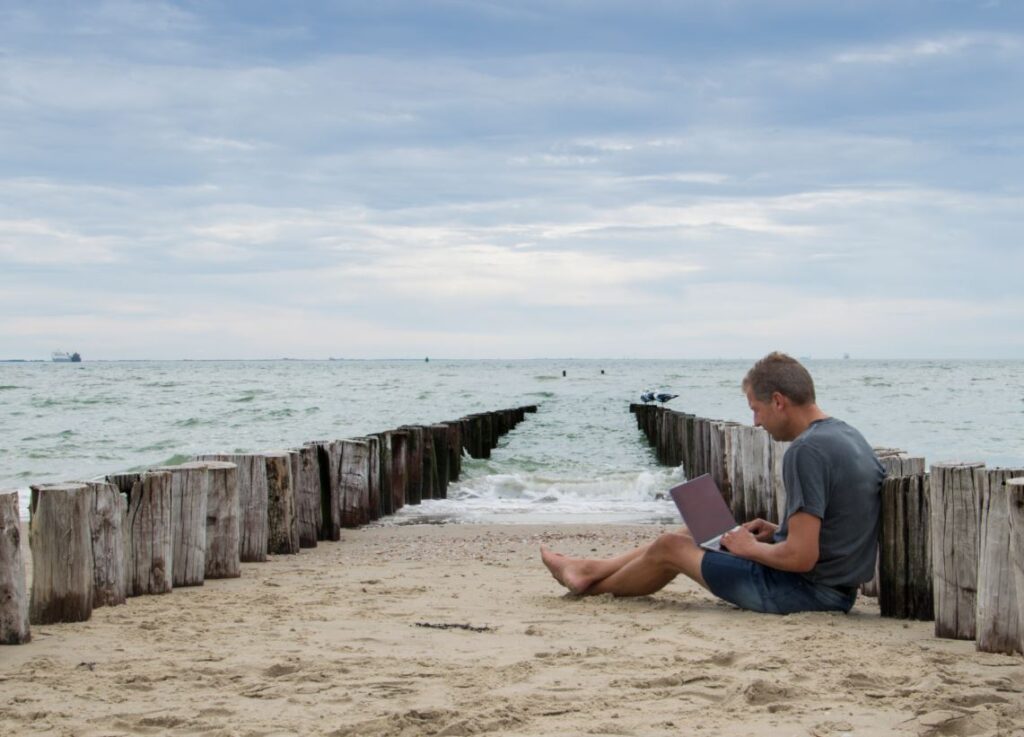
720;512;820;573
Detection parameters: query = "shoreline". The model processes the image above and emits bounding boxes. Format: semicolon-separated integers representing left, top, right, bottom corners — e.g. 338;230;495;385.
4;523;1023;736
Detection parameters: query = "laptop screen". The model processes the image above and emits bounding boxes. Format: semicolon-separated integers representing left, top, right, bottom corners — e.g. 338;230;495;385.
668;474;738;545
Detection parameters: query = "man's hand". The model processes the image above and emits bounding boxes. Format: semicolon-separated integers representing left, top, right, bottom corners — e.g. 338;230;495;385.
742;518;778;542
720;526;759;557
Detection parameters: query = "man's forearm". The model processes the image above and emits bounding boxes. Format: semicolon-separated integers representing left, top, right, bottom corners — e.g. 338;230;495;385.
737;539;816;573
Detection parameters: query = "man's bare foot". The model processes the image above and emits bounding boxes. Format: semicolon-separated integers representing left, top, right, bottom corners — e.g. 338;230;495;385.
540;546;592;595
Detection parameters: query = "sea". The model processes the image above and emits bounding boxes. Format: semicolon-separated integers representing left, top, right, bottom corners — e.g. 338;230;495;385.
2;359;1023;524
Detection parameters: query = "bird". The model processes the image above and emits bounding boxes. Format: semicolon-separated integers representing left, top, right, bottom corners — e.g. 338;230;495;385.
640;391;656;403
655;392;678;404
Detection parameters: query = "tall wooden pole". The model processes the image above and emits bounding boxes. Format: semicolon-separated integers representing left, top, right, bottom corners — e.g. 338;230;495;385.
0;490;30;643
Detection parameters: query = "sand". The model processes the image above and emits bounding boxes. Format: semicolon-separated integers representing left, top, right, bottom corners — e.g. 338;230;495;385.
2;523;1023;737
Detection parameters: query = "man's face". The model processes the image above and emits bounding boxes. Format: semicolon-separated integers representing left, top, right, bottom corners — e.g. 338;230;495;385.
745;387;787;441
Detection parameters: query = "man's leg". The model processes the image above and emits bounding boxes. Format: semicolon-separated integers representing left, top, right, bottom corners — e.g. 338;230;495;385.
541;542;653;594
586;531;707;596
542;530;707;597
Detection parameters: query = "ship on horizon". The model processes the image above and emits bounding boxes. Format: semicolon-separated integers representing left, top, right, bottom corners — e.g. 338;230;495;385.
51;351;82;362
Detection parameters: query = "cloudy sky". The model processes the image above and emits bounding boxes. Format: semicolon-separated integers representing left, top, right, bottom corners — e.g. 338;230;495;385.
2;1;1022;359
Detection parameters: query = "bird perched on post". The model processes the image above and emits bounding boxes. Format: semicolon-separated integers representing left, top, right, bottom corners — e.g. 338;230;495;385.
655;392;678;404
640;391;655;403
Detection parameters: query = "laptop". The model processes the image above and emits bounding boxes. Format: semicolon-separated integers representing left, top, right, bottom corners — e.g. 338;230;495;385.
668;474;740;551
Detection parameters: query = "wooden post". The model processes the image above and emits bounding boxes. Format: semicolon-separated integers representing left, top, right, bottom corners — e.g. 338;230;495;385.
29;483;94;623
862;451;926;598
359;436;382;522
421;427;437;501
727;424;746;521
694;417;710;479
682;414;696;480
402;426;424;505
731;426;772;523
708;422;731;508
879;474;933;620
483;412;496;452
976;468;1024;654
371;433;394;517
1007;478;1024;655
293;445;321;547
305;441;341;541
195;454;268;562
430;424;450;499
0;490;30;644
198;461;240;579
339;439;370;527
930;461;986;640
263;452;299;554
79;480;127;606
151;463;208;587
109;471;174;596
389;430;409;512
445;421;463;482
769;438;791;524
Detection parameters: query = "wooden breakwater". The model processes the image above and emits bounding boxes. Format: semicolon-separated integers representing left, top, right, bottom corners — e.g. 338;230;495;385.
0;405;537;646
631;403;1024;657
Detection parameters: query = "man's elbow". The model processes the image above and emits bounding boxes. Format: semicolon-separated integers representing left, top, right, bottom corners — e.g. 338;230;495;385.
793;551;818;573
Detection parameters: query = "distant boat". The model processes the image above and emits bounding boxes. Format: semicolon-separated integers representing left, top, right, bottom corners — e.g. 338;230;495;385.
52;351;82;363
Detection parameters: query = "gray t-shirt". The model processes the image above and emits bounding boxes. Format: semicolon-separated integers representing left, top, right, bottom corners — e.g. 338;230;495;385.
773;417;884;588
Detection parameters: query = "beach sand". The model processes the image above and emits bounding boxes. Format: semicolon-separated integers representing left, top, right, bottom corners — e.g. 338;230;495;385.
2;523;1023;737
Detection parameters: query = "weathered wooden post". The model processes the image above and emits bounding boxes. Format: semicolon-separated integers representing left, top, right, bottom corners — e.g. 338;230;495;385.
305;441;341;541
484;412;498;452
421;427;437;501
263;451;299;554
879;473;933;620
109;471;174;596
371;432;394;517
708;422;731;507
731;426;772;523
0;489;30;644
151;463;208;587
339;439;370;527
389;430;410;512
195;454;268;561
293;445;321;547
861;451;926;598
445;421;463;482
402;426;424;505
1008;478;1024;655
80;480;127;606
976;468;1024;654
769;438;791;524
727;424;747;520
682;413;696;479
930;461;986;640
359;436;382;522
198;461;240;579
29;483;94;623
430;424;450;499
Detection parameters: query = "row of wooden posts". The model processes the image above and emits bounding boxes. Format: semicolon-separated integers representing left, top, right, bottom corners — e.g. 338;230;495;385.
0;405;537;645
630;403;1024;657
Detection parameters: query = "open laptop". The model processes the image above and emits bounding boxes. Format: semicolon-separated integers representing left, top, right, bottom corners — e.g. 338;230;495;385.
668;474;740;551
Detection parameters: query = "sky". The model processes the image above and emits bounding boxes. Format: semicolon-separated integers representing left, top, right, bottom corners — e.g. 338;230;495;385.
1;0;1023;360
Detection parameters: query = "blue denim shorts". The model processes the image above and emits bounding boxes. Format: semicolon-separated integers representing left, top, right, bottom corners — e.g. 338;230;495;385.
700;550;857;615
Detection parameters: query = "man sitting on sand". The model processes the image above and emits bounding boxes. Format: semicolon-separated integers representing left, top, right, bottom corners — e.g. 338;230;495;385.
541;351;884;614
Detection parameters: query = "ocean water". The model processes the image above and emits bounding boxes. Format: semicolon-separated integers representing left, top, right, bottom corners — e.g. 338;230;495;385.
2;359;1023;524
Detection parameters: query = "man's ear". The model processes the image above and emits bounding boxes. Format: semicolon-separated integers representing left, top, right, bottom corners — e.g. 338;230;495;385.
771;391;787;411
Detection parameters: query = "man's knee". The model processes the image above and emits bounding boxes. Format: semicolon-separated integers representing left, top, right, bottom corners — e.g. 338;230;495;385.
648;531;698;563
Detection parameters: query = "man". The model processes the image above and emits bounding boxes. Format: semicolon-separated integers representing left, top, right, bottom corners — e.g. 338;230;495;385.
541;352;884;614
